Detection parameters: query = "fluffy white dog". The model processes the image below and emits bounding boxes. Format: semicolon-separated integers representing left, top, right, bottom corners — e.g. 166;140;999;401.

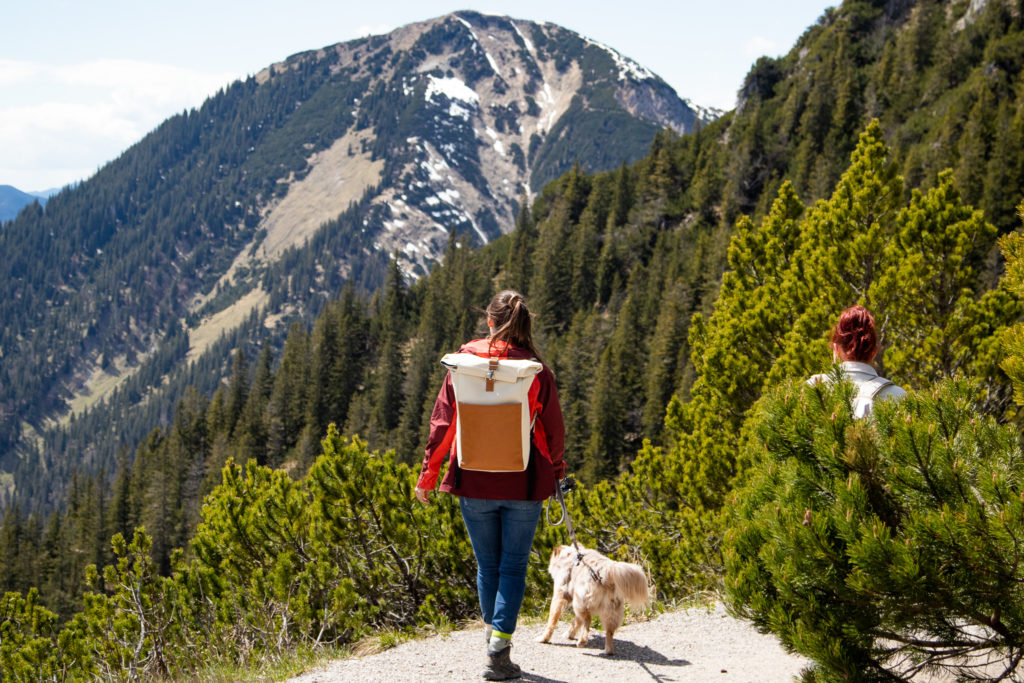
536;544;652;655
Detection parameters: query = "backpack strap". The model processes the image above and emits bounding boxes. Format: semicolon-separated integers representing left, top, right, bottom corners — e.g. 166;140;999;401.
485;357;499;392
857;377;893;401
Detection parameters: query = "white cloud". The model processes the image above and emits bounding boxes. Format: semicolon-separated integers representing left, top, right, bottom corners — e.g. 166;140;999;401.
745;36;780;59
0;59;237;190
0;60;44;86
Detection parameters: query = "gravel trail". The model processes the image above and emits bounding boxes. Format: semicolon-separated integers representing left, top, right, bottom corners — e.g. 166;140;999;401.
287;603;809;682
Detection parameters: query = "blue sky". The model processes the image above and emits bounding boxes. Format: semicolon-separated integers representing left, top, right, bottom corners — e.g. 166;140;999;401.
1;0;835;191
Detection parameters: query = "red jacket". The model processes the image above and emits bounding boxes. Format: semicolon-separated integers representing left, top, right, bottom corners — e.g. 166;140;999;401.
417;339;565;501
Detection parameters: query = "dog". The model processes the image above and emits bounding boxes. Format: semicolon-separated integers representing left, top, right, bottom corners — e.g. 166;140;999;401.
536;544;651;655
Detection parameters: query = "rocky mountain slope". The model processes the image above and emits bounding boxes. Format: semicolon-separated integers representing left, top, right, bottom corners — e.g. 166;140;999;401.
0;11;718;509
247;11;716;278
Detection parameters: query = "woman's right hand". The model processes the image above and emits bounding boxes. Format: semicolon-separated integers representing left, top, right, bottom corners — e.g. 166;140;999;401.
415;486;431;504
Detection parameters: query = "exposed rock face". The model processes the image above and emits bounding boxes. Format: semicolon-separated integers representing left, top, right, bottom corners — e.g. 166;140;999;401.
252;12;720;279
955;0;990;30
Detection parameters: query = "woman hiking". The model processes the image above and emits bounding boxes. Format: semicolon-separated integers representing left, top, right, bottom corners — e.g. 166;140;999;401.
415;289;566;681
807;305;906;417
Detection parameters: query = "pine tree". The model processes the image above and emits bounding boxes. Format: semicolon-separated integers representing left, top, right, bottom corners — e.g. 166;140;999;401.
641;278;692;440
308;287;367;440
570;204;600;310
0;505;27;594
110;447;134;546
724;378;1024;681
997;212;1024;407
549;309;609;478
983;98;1024;230
595;163;634;305
531;163;590;336
0;588;81;679
266;323;311;466
370;257;408;441
875;170;1015;408
395;275;448;464
503;195;537;292
584;264;648;477
656;179;805;511
224;349;249;437
132;430;180;574
234;351;270;466
955;84;996;207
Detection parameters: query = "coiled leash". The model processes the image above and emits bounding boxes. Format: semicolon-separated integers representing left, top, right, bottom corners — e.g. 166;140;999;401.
547;476;603;584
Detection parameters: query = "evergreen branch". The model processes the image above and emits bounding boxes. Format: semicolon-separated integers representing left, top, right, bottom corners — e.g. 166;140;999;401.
869;627;978;651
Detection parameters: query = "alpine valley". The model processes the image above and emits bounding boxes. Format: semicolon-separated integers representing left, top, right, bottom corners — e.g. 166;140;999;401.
9;1;1024;678
0;12;717;509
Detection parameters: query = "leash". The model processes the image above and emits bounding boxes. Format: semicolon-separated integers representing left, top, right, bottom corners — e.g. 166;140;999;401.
550;478;603;585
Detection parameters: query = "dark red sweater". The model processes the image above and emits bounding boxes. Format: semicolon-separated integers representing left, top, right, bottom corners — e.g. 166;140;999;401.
416;339;565;501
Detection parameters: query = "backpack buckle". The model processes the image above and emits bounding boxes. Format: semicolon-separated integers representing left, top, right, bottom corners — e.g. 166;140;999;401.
486;357;499;392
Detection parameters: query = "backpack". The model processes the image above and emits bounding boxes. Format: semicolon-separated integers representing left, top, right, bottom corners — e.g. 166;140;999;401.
852;376;893;419
440;352;543;472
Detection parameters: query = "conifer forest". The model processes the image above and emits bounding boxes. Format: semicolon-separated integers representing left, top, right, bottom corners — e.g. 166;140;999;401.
9;1;1024;681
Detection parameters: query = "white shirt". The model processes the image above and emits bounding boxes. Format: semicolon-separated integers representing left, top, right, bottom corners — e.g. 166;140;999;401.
807;361;907;418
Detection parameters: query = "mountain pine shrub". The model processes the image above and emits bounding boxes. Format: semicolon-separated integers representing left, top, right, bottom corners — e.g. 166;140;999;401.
724;378;1024;682
187;427;479;661
0;588;87;681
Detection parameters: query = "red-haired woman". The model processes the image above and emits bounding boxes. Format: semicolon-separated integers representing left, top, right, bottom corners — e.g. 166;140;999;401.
415;290;565;681
808;305;906;418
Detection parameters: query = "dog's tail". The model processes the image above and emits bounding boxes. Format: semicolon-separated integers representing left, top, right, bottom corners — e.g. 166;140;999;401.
608;561;652;608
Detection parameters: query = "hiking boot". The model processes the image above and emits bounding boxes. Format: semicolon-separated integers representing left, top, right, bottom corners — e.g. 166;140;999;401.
483;645;522;680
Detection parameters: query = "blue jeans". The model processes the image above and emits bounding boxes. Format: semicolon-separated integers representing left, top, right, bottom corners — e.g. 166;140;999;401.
459;497;543;636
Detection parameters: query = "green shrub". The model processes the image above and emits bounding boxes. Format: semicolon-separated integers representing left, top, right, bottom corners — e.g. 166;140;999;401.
724;378;1024;682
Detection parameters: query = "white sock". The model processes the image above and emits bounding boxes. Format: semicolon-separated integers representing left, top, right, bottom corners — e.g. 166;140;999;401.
489;634;511;651
484;624;492;642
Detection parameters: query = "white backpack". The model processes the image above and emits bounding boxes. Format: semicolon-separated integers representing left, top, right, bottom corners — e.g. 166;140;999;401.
440;353;542;472
852;377;893;419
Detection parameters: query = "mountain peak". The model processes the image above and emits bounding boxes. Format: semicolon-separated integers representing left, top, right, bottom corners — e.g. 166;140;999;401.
251;12;716;279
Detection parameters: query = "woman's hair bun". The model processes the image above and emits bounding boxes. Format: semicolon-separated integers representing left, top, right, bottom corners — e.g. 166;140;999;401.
832;305;877;362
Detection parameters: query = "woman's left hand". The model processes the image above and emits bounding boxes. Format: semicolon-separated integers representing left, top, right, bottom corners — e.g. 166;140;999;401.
415;486;431;504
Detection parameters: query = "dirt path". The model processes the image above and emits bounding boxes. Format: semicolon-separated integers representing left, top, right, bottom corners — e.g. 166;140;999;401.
287;603;810;682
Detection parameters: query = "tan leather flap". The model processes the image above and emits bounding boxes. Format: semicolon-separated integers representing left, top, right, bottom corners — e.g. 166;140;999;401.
458;402;526;471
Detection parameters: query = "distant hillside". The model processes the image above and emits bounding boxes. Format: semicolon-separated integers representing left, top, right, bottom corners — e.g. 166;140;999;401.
0;12;718;509
714;0;1024;233
0;185;45;222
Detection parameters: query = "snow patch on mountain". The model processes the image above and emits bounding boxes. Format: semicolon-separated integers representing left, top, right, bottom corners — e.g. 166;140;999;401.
425;75;479;106
426;75;480;120
684;99;726;124
455;15;501;76
510;21;534;53
584;37;655;82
